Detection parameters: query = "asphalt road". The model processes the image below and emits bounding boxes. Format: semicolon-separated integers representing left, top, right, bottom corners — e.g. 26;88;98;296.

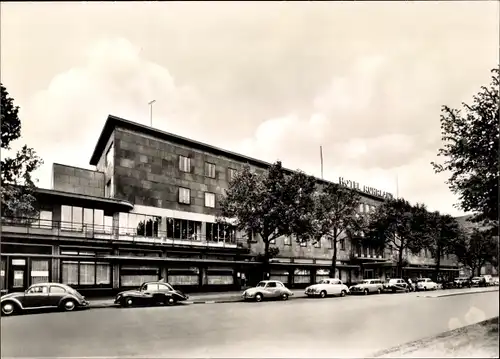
1;291;498;358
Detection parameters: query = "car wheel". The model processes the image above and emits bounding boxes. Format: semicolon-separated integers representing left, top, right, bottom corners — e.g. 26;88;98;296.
377;288;382;294
61;299;76;312
281;293;289;301
166;297;176;306
363;289;369;295
122;298;134;308
255;293;263;302
320;290;327;298
340;290;347;297
1;301;17;316
423;287;427;291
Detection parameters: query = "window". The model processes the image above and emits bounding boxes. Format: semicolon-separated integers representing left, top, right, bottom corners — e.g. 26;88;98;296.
340;238;345;250
158;284;172;292
179;156;191;172
166;218;201;240
179;187;191;204
206;222;236;243
49;286;66;294
105;178;114;198
205;162;216;178
61;261;111;287
145;283;159;291
205;192;215;208
27;285;48;294
266;282;277;288
31;260;49;284
284;236;291;246
105;143;114;168
228;168;237;182
31;210;53;228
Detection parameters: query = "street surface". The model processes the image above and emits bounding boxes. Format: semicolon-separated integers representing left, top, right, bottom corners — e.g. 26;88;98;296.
1;291;498;358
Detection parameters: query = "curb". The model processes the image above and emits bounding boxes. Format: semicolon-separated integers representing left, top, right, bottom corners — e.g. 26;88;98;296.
89;297;244;309
418;288;499;299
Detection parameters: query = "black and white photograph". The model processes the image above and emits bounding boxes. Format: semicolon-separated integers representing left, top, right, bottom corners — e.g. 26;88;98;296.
0;1;499;358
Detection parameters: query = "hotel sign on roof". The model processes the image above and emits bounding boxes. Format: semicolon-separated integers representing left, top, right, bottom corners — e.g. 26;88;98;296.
338;177;394;200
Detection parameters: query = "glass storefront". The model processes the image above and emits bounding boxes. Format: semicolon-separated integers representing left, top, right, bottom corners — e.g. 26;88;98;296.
204;267;234;285
119;213;161;237
294;269;311;284
61;206;112;233
167;267;199;286
270;269;289;284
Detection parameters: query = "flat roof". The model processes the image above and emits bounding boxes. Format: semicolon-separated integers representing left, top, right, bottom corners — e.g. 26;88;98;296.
36;187;134;210
89;115;388;201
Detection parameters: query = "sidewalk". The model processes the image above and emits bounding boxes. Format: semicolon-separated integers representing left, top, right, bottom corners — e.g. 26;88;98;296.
416;286;499;298
89;288;306;308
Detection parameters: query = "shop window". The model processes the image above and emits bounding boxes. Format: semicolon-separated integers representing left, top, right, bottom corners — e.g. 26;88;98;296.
120;265;159;287
31;260;50;284
204;162;216;178
61;261;111;287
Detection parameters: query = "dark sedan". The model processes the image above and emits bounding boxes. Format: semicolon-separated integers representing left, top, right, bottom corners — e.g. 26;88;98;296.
1;283;89;316
114;281;189;308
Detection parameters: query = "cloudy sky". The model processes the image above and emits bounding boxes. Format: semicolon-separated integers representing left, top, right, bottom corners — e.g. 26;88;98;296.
1;1;498;216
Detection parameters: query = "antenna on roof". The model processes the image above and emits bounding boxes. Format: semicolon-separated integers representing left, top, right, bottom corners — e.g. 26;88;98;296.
148;100;156;127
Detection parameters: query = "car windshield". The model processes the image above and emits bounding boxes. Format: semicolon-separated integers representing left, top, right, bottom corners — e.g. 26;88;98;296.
256;282;266;287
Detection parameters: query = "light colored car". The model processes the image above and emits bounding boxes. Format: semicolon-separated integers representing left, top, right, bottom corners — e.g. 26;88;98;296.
383;278;409;293
242;280;293;302
471;277;482;286
416;278;438;291
305;278;349;298
492;277;499;286
349;279;385;295
481;275;494;286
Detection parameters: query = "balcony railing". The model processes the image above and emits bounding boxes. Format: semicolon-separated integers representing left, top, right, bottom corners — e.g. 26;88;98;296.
1;217;248;250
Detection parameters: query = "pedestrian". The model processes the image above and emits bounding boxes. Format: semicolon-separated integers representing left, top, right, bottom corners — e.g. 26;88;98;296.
241;273;246;289
407;277;413;292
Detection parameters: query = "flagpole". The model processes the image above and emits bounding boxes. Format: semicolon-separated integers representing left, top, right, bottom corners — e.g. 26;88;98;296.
320;146;324;180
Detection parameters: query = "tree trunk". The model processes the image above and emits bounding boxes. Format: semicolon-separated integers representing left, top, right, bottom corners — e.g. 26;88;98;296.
434;246;442;282
263;239;270;280
397;246;404;278
330;229;338;278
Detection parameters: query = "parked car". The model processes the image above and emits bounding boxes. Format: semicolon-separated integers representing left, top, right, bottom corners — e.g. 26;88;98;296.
492;277;499;286
305;278;349;298
471;277;482;287
114;281;189;307
349;279;385;295
440;279;457;290
481;275;494;286
242;280;293;302
383;278;409;293
1;283;89;316
416;278;439;291
454;277;472;288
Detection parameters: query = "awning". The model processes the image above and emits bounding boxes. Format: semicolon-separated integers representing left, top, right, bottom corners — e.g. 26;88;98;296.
270;262;359;269
362;261;395;268
403;266;459;272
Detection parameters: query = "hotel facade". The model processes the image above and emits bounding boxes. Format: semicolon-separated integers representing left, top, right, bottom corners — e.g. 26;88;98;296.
0;115;460;296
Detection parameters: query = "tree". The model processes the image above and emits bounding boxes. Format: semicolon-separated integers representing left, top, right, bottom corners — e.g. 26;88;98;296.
300;183;363;278
367;199;431;277
218;161;316;278
452;228;497;277
432;67;499;230
1;84;43;219
422;211;461;281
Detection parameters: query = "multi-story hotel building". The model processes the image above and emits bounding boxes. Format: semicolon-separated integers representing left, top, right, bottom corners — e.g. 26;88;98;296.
0;115;460;296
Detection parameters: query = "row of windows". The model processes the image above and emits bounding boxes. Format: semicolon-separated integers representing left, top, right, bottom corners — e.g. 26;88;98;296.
268;236;347;250
179;187;216;208
61;206;113;231
179;155;238;181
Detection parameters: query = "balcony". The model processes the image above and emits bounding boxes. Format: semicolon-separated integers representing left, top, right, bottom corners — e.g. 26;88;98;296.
1;217;248;250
